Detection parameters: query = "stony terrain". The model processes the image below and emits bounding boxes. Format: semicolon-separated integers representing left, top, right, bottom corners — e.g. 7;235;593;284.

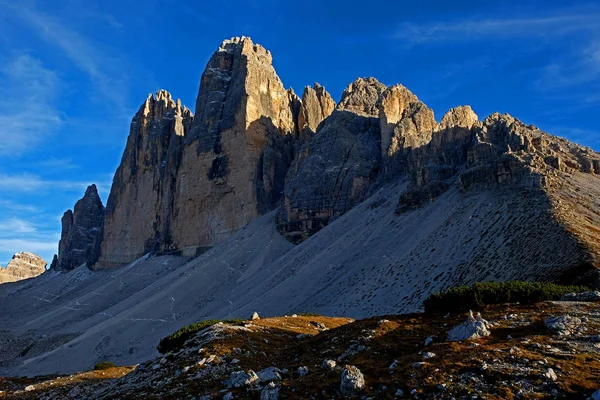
0;253;46;284
2;298;600;399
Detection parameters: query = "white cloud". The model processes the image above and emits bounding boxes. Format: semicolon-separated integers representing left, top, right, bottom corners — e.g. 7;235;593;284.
0;172;111;194
8;2;130;108
0;238;58;255
392;13;600;44
538;40;600;89
0;54;62;156
1;218;37;233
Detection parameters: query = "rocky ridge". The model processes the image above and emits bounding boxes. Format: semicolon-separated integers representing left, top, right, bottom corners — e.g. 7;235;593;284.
0;252;46;284
51;37;600;281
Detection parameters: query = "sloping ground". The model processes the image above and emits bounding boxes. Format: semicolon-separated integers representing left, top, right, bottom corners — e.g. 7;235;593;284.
2;300;600;399
2;170;600;377
0;213;292;377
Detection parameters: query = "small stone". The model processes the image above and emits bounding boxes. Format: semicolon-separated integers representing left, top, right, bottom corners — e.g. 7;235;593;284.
340;365;365;397
252;312;260;320
395;388;404;397
297;366;309;377
24;385;35;392
223;392;234;400
322;359;337;370
260;382;279;400
389;360;398;369
423;352;436;359
545;368;558;382
412;362;426;368
424;337;433;347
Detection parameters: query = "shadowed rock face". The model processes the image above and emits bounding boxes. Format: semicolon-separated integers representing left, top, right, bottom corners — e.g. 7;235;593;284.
51;185;105;271
276;78;386;243
97;91;192;268
0;252;46;283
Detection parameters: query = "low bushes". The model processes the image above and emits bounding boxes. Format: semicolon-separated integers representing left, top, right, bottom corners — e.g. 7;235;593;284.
94;361;117;370
157;319;243;354
423;281;590;313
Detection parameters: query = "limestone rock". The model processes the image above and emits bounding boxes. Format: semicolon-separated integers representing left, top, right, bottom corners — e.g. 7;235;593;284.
169;37;300;257
447;311;492;341
53;184;105;270
256;367;281;383
561;291;600;302
378;84;436;175
98;91;192;268
260;382;279;400
0;252;46;284
276;78;384;243
337;77;386;116
297;83;335;138
226;369;259;388
340;365;365;397
545;315;582;335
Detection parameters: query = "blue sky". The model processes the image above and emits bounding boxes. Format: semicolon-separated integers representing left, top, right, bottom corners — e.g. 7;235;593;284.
1;0;599;266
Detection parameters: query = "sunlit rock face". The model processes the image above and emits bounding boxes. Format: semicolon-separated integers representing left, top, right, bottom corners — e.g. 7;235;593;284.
0;252;46;283
97;91;192;268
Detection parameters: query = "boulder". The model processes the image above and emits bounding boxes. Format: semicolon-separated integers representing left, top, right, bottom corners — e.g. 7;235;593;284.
226;370;259;388
340;365;365;397
260;382;279;400
545;315;582;336
447;311;492;342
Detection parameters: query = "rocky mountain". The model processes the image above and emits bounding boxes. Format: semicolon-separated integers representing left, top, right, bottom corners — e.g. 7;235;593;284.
51;184;105;271
5;35;600;378
0;252;46;284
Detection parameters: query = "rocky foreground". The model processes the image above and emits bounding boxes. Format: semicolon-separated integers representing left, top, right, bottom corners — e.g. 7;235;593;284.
2;297;600;399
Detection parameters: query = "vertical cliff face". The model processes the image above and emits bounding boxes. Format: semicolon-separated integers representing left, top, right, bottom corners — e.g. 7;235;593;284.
276;78;386;243
169;37;302;256
97;91;192;268
52;185;105;271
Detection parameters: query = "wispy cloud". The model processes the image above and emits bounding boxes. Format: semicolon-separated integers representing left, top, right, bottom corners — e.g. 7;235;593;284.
38;158;79;171
2;1;131;109
393;13;600;44
2;218;38;233
0;200;38;213
0;172;111;194
537;40;600;89
0;239;58;257
0;54;62;156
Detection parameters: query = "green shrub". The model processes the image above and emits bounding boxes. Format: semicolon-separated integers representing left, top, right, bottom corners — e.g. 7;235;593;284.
423;281;590;314
157;319;244;354
94;361;117;370
297;312;321;317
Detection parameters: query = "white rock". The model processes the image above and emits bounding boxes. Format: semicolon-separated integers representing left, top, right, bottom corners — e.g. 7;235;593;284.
424;336;433;347
24;385;35;392
257;367;282;383
252;312;260;320
447;311;491;341
260;382;279;400
389;360;398;369
223;392;234;400
340;365;365;397
322;359;337;370
545;315;582;335
226;370;259;388
297;366;309;377
545;368;558;382
395;388;405;397
423;352;436;359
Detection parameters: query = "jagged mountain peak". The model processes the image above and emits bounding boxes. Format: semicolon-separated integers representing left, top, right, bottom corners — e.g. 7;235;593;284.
337;77;387;116
439;105;479;130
